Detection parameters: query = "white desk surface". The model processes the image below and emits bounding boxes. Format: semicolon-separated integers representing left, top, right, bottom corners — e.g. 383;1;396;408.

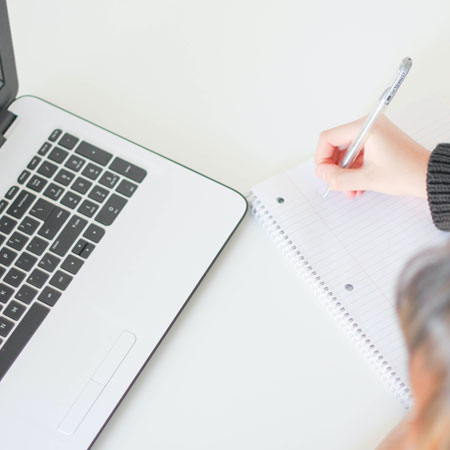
8;1;450;448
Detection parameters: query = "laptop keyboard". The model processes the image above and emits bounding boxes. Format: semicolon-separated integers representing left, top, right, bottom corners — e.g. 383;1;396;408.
0;129;146;380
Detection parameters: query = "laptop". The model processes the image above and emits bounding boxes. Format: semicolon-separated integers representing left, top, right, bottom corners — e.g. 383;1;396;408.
0;2;247;448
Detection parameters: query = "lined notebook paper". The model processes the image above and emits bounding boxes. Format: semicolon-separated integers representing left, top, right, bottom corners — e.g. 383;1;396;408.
249;98;450;406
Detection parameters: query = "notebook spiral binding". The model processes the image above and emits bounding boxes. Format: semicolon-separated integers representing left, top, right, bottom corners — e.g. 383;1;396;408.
248;193;412;409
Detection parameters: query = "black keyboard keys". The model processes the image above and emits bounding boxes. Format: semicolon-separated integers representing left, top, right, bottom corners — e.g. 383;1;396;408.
54;169;75;186
38;253;61;273
15;284;38;305
30;198;54;221
48;129;62;142
72;239;95;259
50;215;87;257
38;207;70;240
27;268;49;289
38;286;61;307
83;223;105;243
109;157;147;183
75;141;112;166
65;155;85;172
27;175;47;193
61;254;84;274
116;179;138;198
37;160;58;178
0;248;17;266
49;270;72;291
0;216;17;234
72;177;92;195
17;170;31;185
38;142;52;156
0;316;14;337
59;133;79;150
98;171;119;189
88;185;108;203
19;216;39;236
82;163;102;180
0;200;8;214
7;190;36;219
78;200;99;218
4;268;26;288
27;156;41;170
95;194;127;226
26;237;49;256
0;302;49;381
4;301;26;321
5;186;19;200
0;284;14;303
60;192;82;209
43;183;65;201
6;232;29;251
15;252;37;272
48;147;69;164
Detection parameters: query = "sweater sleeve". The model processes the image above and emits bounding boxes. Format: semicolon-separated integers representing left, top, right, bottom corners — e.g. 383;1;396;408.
427;143;450;231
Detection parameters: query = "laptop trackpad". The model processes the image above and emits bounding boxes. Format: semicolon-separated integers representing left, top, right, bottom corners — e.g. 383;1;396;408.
58;330;136;435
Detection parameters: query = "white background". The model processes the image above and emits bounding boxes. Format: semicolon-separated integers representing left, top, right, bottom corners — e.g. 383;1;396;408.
8;1;450;448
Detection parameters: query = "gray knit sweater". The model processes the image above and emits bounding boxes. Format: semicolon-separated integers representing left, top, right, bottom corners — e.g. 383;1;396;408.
427;144;450;231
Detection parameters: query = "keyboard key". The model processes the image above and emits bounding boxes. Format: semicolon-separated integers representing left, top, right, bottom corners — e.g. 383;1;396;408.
49;270;72;290
38;207;70;240
30;198;54;221
60;191;82;209
82;163;102;180
27;156;42;170
37;160;58;178
0;200;8;214
116;179;138;198
18;216;39;236
95;193;127;226
17;170;31;185
4;301;26;321
73;239;95;259
27;268;49;288
15;284;38;305
0;248;17;266
50;215;87;257
78;199;99;218
88;185;108;203
15;252;38;272
26;237;49;256
38;286;61;307
48;147;69;164
0;284;14;303
38;142;52;156
54;168;75;186
6;232;29;251
59;133;79;150
48;129;62;142
43;183;65;201
5;186;19;200
3;268;26;288
0;216;17;234
0;316;14;337
98;171;119;189
61;254;84;274
38;253;61;273
26;175;47;193
83;223;105;243
110;157;147;183
71;177;92;195
7;190;36;219
75;141;112;166
65;155;85;172
0;302;50;381
0;266;5;278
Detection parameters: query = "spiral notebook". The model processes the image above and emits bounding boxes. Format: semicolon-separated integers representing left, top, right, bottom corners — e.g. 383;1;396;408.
249;98;450;407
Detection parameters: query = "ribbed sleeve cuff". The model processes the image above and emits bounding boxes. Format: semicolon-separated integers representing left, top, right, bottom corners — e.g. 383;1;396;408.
427;143;450;231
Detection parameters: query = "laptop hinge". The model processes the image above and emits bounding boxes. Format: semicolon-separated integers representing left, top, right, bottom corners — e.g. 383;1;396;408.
0;109;17;148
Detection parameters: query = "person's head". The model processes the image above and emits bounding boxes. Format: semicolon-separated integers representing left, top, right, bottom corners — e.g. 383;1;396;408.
397;244;450;450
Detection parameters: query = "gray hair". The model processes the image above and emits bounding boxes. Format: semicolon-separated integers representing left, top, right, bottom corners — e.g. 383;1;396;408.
396;244;450;449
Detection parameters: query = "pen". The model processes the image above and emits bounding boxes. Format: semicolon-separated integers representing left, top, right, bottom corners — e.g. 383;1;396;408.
323;57;413;199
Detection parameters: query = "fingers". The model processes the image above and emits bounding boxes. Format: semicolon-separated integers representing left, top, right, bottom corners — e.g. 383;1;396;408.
316;163;367;192
314;118;364;165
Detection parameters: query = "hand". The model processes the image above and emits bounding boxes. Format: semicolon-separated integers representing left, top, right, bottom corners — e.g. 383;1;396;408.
314;115;431;198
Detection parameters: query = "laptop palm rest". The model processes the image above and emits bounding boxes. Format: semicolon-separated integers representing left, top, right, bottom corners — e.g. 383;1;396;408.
58;331;136;435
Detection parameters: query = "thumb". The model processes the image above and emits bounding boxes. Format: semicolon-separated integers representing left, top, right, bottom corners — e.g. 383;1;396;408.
316;163;366;192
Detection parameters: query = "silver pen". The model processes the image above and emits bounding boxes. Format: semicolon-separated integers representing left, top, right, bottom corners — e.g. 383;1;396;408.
323;57;413;199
